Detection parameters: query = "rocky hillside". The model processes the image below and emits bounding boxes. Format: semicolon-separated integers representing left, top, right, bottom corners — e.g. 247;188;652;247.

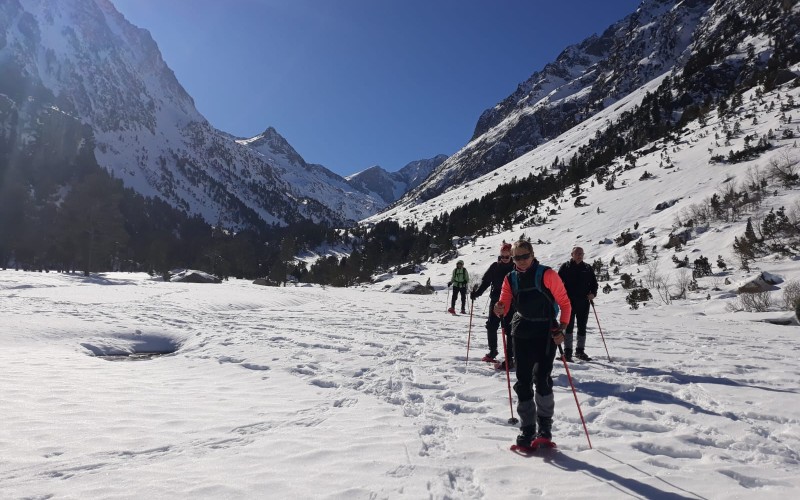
394;0;800;209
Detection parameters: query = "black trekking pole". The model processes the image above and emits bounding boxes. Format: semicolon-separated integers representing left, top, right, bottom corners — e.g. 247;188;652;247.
590;300;612;362
556;342;592;449
500;322;519;425
465;298;475;365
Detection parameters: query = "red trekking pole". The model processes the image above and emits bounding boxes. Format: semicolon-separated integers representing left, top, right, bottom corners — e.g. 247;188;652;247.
500;322;519;425
465;298;475;365
591;301;612;362
556;343;592;449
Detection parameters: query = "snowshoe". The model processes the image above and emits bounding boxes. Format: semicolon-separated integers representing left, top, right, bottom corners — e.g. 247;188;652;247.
495;359;514;371
481;353;497;363
575;350;592;361
512;417;556;454
511;437;557;453
447;307;456;315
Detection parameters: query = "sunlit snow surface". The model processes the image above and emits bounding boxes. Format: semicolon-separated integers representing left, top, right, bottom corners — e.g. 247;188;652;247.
1;271;799;499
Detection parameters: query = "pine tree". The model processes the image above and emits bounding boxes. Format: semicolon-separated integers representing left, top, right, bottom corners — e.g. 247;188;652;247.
634;239;647;264
732;236;754;272
693;255;712;278
744;218;758;243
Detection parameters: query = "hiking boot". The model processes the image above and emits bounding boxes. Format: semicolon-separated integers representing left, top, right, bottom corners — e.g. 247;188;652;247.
563;348;573;362
496;359;515;371
461;308;467;314
447;307;456;314
575;349;592;361
482;351;498;362
536;417;553;440
516;425;536;448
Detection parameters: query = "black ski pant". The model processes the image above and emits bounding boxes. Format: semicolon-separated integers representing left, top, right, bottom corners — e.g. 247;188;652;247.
565;298;590;351
486;306;512;359
451;286;466;311
513;333;557;426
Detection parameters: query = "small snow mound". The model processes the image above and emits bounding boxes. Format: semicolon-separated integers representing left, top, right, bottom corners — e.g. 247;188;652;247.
252;278;279;286
387;281;434;295
736;272;783;293
81;330;182;360
170;269;221;283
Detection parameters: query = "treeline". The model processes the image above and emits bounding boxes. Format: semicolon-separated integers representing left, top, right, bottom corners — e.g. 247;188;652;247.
0;156;345;279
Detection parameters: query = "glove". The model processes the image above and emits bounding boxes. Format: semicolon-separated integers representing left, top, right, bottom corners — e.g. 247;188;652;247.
551;323;567;344
470;291;478;301
447;282;451;287
493;301;505;318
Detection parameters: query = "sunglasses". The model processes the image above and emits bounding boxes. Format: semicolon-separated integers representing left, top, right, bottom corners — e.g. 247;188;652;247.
499;255;511;260
512;253;532;262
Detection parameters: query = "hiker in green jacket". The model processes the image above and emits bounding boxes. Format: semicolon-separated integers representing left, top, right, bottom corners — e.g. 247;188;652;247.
448;260;470;314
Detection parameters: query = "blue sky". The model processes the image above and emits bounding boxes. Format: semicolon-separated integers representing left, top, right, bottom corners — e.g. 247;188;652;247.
113;0;640;176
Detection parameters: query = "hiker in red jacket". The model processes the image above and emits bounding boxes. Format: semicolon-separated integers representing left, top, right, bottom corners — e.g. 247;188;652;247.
493;240;571;448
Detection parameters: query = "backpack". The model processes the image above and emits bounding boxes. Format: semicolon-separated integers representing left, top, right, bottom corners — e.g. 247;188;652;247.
509;265;559;320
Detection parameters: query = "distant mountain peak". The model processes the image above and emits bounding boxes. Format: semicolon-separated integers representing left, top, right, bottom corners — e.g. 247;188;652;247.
241;126;304;166
346;155;446;204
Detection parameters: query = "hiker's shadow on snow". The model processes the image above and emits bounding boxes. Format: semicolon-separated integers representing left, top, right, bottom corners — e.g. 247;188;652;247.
615;365;799;394
545;450;707;500
557;377;722;417
576;362;798;395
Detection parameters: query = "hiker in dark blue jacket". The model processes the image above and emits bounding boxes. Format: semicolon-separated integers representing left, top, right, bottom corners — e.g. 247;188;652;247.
558;246;599;362
471;242;515;368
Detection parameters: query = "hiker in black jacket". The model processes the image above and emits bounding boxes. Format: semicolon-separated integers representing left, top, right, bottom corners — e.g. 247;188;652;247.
557;246;599;362
471;243;515;368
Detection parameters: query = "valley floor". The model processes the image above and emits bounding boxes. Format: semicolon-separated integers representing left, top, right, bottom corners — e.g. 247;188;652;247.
1;271;799;499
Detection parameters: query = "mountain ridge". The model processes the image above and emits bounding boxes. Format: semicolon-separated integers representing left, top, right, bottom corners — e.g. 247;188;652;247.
1;0;438;228
390;0;790;211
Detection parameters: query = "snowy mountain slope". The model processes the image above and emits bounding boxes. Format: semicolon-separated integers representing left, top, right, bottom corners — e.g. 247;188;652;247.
367;72;673;227
392;0;794;210
345;155;447;204
364;73;800;325
0;0;385;227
